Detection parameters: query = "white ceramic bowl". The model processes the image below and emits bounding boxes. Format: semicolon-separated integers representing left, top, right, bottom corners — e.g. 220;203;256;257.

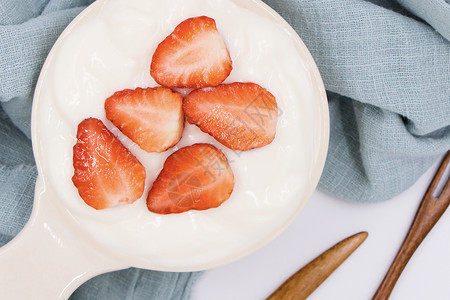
0;0;329;298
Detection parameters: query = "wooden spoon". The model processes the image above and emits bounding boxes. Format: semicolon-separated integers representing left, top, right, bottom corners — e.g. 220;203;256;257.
373;151;450;300
267;231;368;300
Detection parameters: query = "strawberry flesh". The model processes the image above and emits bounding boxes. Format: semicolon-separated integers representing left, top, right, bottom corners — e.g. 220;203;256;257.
105;87;184;153
72;118;146;210
183;82;278;151
147;143;234;214
150;16;232;89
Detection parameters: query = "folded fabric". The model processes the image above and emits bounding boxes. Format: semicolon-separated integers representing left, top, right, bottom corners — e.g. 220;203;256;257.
264;0;450;202
1;0;449;299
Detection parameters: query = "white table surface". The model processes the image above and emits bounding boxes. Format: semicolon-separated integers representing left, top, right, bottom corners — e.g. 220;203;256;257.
192;156;450;300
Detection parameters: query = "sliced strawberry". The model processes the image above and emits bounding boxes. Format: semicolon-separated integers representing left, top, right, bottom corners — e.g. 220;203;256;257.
183;82;278;151
147;143;234;214
150;16;232;89
72;118;146;210
105;87;184;153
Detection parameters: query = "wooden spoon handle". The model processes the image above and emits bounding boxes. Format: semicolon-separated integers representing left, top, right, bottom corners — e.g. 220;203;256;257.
267;231;368;300
373;151;450;300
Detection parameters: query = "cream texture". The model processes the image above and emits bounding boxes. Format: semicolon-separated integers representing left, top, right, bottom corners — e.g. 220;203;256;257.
33;0;319;270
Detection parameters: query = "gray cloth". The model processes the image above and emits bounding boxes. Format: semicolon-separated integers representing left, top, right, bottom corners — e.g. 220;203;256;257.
0;0;449;299
263;0;450;201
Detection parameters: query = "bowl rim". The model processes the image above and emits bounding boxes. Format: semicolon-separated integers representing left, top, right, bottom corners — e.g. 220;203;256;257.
30;0;330;272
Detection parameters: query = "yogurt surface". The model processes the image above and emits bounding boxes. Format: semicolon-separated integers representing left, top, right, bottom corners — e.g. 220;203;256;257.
33;0;325;270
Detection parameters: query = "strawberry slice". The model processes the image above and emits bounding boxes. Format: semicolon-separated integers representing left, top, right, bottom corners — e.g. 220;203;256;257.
72;118;146;210
150;16;232;89
183;82;278;151
105;87;184;153
147;143;234;214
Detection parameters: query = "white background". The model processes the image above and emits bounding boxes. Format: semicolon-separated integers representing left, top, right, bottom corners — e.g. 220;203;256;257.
192;156;450;300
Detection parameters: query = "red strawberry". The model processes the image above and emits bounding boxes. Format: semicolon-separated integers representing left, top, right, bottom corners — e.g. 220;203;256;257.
183;82;278;151
150;16;232;89
105;87;184;153
147;143;234;214
72;118;146;210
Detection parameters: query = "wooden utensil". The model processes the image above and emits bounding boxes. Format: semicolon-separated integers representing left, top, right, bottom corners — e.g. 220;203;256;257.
372;151;450;300
267;231;368;300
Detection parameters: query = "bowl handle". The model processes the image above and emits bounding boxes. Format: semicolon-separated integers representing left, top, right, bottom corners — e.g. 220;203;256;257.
0;176;128;299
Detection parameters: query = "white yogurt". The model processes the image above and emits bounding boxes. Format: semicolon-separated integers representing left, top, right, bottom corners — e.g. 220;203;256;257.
33;0;322;270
